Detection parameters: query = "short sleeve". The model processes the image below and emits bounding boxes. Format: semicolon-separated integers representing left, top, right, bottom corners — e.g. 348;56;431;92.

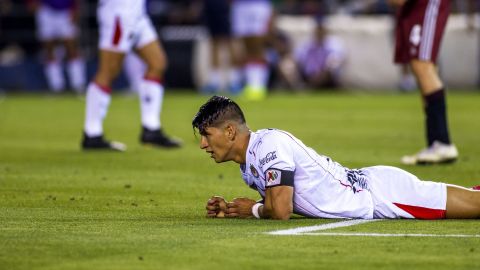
255;131;295;188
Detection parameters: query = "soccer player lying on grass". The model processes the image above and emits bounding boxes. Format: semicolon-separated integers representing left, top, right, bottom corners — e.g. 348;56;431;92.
192;96;480;220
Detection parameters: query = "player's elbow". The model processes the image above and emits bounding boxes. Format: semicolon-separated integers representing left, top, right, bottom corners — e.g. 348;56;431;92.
271;207;292;220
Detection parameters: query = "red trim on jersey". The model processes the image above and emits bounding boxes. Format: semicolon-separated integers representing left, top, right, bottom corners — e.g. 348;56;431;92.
94;82;112;94
393;203;446;220
112;17;122;46
143;75;162;84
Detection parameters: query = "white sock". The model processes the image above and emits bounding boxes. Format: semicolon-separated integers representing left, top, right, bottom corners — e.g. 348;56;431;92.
84;82;111;137
124;54;146;93
139;78;163;130
67;58;86;93
245;62;269;89
45;61;65;92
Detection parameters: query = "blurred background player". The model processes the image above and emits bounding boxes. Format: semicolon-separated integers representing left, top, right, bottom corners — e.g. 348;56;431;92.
389;0;458;165
231;0;274;101
81;0;181;151
201;0;243;95
294;17;346;90
266;30;303;91
28;0;85;93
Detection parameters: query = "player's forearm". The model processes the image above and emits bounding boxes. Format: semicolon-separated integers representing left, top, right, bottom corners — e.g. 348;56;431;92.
255;204;292;220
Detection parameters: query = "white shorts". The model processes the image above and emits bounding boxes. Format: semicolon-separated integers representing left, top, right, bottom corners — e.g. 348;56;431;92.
97;8;157;53
363;166;447;219
231;1;272;38
36;5;77;41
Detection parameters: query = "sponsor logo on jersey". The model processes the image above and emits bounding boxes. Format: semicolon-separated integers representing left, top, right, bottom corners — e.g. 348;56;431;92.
250;164;259;178
265;169;281;187
259;151;277;169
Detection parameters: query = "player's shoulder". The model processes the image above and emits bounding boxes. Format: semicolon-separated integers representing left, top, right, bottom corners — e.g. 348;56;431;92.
252;129;294;151
255;128;292;140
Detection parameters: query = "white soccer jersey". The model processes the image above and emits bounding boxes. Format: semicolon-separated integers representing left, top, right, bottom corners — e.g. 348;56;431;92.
241;129;373;219
240;129;447;219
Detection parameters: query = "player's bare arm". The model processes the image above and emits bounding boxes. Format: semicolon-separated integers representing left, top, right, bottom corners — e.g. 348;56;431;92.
262;186;294;220
222;185;293;220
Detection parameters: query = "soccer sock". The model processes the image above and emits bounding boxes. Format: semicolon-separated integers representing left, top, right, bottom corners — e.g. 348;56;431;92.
139;76;164;130
45;60;65;92
245;61;269;89
424;88;451;145
67;58;86;93
84;82;111;137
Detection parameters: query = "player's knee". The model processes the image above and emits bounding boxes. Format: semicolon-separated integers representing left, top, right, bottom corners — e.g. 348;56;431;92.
146;61;166;77
96;65;121;84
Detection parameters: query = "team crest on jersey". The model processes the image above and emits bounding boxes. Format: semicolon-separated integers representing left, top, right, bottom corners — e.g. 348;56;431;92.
265;169;281;187
250;164;259;178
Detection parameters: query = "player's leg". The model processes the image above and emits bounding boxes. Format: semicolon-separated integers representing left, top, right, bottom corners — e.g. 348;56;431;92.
403;59;458;164
226;37;243;94
37;5;65;92
445;185;480;218
82;49;126;151
55;6;85;94
43;40;65;92
242;35;270;100
231;0;272;100
82;7;139;151
202;37;223;94
366;166;448;219
64;38;86;93
398;0;457;165
136;40;181;148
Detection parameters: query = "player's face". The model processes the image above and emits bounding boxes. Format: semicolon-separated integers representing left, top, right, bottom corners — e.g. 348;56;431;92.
199;126;233;163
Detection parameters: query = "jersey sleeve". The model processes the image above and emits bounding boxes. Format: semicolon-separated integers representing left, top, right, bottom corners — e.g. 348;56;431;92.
255;132;295;188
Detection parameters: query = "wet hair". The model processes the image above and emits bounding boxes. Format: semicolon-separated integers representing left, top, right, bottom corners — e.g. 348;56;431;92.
192;96;246;135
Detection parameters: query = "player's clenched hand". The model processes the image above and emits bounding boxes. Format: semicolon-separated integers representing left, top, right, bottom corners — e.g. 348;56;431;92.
205;196;227;218
225;197;257;218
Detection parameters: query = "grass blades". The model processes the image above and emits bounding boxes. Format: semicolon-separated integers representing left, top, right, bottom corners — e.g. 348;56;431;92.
0;92;479;269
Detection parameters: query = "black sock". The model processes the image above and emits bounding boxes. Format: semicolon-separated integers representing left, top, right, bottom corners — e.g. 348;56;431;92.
423;88;451;146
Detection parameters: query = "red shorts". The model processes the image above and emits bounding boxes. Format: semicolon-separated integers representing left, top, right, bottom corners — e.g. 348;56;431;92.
394;0;451;64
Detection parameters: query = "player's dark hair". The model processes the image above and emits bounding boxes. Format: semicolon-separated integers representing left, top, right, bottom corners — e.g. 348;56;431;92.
192;96;246;135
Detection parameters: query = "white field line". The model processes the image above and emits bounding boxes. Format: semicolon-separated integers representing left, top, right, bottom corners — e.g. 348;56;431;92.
267;219;378;235
302;232;480;238
267;219;480;238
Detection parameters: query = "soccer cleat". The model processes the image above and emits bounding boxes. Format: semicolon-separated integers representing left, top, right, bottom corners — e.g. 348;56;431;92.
401;141;458;165
140;127;182;148
242;85;267;101
81;133;126;152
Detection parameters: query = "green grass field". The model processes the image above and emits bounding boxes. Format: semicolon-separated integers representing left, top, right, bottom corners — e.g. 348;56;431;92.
1;91;479;269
